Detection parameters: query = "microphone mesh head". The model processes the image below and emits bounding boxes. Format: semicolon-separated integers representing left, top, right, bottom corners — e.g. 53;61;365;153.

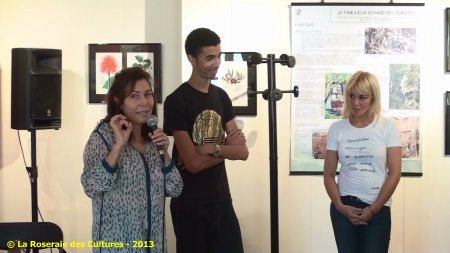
147;115;158;126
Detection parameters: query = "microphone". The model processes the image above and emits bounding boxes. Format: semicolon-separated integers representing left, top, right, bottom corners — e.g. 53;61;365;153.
147;115;165;164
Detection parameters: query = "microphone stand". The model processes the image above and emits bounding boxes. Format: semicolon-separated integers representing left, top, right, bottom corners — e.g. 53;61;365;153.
248;53;298;253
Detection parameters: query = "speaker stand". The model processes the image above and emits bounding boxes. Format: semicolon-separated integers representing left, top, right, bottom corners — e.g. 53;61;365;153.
25;130;39;253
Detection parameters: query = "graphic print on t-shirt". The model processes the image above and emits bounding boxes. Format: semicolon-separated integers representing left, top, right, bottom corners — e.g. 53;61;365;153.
342;137;375;174
192;109;224;145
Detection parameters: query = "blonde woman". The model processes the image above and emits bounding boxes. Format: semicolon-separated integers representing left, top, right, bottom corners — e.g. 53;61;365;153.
323;71;402;253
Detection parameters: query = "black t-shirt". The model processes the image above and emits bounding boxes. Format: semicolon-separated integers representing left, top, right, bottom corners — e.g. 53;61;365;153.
163;82;235;204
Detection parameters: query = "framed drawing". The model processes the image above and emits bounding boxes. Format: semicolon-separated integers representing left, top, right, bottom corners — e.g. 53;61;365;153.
446;8;450;72
211;52;257;115
88;43;162;103
446;92;450;155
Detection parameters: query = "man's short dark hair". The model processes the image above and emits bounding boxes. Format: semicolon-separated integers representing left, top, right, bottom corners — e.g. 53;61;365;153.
185;28;221;57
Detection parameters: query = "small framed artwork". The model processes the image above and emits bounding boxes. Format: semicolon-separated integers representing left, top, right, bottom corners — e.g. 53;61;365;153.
211;52;257;116
446;8;450;72
88;43;162;103
446;91;450;155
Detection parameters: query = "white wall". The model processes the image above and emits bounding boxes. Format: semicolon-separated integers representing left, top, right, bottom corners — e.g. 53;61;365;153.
0;0;147;252
144;1;182;251
1;0;450;253
181;1;450;253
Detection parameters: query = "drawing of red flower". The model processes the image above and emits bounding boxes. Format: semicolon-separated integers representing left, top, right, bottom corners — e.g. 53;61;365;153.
100;55;118;89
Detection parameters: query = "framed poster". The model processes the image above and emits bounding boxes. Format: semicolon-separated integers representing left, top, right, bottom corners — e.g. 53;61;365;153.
290;3;424;176
88;43;162;103
211;52;257;115
446;8;450;72
446;92;450;155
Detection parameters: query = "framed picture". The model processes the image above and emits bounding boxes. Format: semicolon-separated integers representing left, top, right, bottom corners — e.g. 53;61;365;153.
446;8;450;72
88;43;162;103
211;52;257;116
446;91;450;155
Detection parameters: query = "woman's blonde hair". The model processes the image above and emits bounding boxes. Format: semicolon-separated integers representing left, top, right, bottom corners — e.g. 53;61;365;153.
342;71;381;119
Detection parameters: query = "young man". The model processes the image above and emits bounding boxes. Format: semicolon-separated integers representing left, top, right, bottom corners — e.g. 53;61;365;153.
163;28;249;253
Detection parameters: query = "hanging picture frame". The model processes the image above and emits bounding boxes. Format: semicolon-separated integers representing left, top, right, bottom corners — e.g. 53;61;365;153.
446;91;450;155
88;43;162;103
211;52;257;116
446;8;450;72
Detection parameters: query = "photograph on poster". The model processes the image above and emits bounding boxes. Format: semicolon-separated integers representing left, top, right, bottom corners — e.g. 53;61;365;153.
389;64;420;110
312;131;327;159
392;117;420;159
365;28;416;54
324;73;351;119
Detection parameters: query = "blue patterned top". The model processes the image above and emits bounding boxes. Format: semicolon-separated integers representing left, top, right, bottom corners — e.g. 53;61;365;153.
81;121;183;253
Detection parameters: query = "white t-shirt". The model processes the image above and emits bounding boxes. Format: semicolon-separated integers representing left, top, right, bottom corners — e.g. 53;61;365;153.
326;116;401;206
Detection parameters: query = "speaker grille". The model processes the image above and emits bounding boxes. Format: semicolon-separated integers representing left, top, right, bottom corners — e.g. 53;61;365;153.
11;48;62;130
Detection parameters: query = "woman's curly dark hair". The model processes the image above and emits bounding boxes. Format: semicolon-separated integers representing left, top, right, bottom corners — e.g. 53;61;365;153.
103;67;157;140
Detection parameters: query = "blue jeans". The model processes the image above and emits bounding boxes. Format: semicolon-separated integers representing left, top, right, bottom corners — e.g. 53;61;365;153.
330;196;391;253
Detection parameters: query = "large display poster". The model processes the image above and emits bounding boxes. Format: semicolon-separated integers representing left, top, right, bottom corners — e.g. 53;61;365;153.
290;3;424;175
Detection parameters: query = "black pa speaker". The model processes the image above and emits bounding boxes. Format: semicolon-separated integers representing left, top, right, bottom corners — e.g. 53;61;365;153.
11;48;62;130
